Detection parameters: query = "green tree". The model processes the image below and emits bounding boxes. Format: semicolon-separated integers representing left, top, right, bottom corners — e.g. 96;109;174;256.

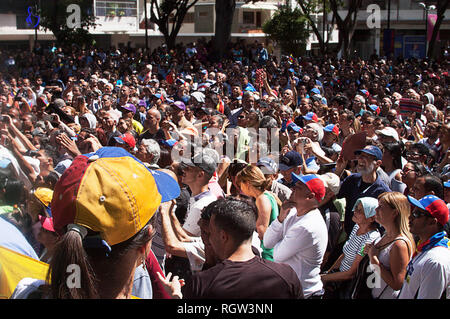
39;0;97;48
262;4;309;57
149;0;199;49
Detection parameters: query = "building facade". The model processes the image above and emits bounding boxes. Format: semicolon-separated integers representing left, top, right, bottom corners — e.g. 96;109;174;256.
0;0;448;59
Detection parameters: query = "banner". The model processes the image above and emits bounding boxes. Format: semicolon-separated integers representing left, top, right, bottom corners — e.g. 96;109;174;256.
399;98;423;115
427;14;440;42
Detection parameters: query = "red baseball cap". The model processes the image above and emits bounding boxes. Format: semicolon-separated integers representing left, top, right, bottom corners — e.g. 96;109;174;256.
114;133;136;149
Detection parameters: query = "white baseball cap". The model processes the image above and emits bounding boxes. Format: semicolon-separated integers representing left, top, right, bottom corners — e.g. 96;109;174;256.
376;127;399;141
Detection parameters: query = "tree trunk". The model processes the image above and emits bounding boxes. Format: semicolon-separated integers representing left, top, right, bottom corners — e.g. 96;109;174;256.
213;0;236;61
330;0;361;59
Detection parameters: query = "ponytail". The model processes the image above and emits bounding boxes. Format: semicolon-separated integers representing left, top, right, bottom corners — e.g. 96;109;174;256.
47;229;98;299
45;217;155;299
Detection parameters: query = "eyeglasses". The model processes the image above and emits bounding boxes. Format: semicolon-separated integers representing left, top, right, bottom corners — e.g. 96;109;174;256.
411;209;433;219
406;152;420;158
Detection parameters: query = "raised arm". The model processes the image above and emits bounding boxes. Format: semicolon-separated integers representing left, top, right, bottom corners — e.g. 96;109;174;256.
159;200;191;258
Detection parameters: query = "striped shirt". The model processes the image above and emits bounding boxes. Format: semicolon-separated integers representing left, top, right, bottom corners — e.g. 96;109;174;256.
339;224;380;272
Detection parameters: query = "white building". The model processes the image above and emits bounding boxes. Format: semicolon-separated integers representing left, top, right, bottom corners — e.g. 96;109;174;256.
0;1;448;59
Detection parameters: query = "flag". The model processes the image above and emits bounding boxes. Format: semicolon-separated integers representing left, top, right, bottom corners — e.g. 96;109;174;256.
216;97;224;114
427;14;440;42
0;246;49;299
399;98;423;115
288;54;294;64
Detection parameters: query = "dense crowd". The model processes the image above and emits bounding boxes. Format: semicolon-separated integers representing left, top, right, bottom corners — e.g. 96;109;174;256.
0;38;449;300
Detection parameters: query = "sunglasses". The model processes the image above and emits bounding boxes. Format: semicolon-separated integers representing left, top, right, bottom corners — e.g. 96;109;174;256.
411;209;433;219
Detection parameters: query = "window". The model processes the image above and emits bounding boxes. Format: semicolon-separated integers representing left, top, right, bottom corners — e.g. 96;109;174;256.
243;11;254;24
16;15;36;30
96;0;137;17
184;12;194;23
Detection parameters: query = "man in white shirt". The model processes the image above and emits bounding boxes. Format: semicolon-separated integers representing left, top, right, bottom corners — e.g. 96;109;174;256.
398;195;450;299
179;151;218;237
264;173;328;299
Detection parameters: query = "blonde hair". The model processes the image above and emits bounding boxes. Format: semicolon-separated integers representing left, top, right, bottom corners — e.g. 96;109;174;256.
236;165;272;192
378;192;415;254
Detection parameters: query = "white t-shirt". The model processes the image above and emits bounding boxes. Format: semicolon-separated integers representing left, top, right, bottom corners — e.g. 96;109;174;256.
183;191;217;237
398;246;450;299
263;208;328;298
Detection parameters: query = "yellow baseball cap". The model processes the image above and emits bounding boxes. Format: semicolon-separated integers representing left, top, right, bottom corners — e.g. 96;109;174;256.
51;147;180;246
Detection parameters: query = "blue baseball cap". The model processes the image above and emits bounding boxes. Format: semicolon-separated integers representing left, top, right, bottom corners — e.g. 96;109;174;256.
444;181;450;188
368;104;380;115
287;122;302;133
408;195;449;226
279;151;302;171
354;145;382;161
310;88;320;95
323;124;339;136
291;173;326;202
303;112;319;122
257;157;278;175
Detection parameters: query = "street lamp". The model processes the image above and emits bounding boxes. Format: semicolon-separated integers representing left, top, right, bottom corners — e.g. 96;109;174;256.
419;2;436;58
144;0;149;51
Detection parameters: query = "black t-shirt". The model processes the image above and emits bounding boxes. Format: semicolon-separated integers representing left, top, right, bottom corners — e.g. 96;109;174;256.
138;128;166;143
182;256;303;299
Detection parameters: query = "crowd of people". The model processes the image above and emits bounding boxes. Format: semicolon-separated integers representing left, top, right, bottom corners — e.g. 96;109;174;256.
0;38;449;299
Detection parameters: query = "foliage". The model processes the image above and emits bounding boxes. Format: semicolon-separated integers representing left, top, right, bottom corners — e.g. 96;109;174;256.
262;4;309;57
38;0;97;48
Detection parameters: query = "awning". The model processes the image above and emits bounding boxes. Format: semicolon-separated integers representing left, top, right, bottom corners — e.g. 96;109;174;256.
239;2;278;10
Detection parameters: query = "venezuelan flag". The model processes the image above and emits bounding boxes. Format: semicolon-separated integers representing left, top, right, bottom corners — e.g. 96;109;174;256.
0;246;49;299
216;97;224;114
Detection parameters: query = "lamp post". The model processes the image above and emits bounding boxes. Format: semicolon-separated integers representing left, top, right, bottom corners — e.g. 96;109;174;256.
419;2;436;58
144;0;149;51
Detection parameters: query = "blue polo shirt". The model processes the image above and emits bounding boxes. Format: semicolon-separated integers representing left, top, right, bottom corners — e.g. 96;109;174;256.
337;173;391;237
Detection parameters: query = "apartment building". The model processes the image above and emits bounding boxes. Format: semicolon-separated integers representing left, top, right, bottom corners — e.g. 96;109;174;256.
0;0;281;50
0;1;447;59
